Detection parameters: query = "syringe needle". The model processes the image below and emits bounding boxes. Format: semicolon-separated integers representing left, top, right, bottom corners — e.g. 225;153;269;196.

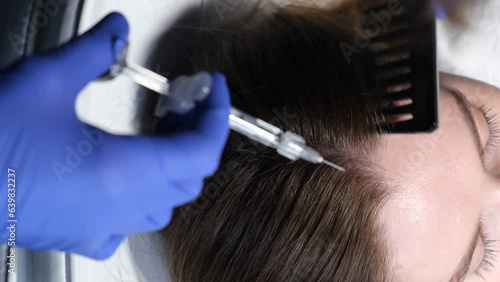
323;160;346;172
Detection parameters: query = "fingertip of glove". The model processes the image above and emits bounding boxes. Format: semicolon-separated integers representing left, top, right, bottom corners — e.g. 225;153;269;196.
210;72;231;107
92;12;130;40
212;72;227;85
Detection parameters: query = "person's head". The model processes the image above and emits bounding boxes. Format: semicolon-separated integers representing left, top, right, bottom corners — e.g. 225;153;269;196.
163;1;500;281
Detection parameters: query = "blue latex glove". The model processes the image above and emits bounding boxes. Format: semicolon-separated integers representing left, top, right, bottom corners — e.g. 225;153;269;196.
0;13;230;259
435;5;447;19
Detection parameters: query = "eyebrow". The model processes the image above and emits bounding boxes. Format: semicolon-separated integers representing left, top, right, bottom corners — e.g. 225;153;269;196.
440;86;485;165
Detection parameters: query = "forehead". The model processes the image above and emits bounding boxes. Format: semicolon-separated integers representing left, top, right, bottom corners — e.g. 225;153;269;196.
376;92;484;281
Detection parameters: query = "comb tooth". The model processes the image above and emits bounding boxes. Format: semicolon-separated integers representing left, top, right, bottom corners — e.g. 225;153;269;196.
370;28;410;44
373;73;412;87
369;58;411;71
371;87;413;101
370;43;411;58
380;89;414;101
384;104;413;115
370;66;411;85
370;53;410;67
371;54;411;68
364;87;412;98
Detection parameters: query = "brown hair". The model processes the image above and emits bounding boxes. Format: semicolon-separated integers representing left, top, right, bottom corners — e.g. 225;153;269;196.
163;2;394;281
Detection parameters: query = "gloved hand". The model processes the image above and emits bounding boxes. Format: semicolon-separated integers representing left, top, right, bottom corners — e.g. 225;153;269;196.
0;13;230;259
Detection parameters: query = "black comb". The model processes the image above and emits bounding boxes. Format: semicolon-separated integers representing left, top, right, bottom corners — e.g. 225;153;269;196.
361;0;439;133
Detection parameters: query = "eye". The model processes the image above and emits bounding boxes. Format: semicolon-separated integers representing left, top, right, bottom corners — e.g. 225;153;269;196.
478;105;500;157
475;220;498;279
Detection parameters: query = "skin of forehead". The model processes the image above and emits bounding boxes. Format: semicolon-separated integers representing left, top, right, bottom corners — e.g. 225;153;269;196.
376;91;485;281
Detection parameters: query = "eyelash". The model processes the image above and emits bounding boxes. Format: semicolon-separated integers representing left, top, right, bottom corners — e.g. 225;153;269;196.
479;105;500;157
475;221;498;279
475;107;500;278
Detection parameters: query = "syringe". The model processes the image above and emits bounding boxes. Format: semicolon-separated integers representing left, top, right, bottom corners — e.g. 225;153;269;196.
106;47;344;171
154;72;344;171
228;107;345;171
